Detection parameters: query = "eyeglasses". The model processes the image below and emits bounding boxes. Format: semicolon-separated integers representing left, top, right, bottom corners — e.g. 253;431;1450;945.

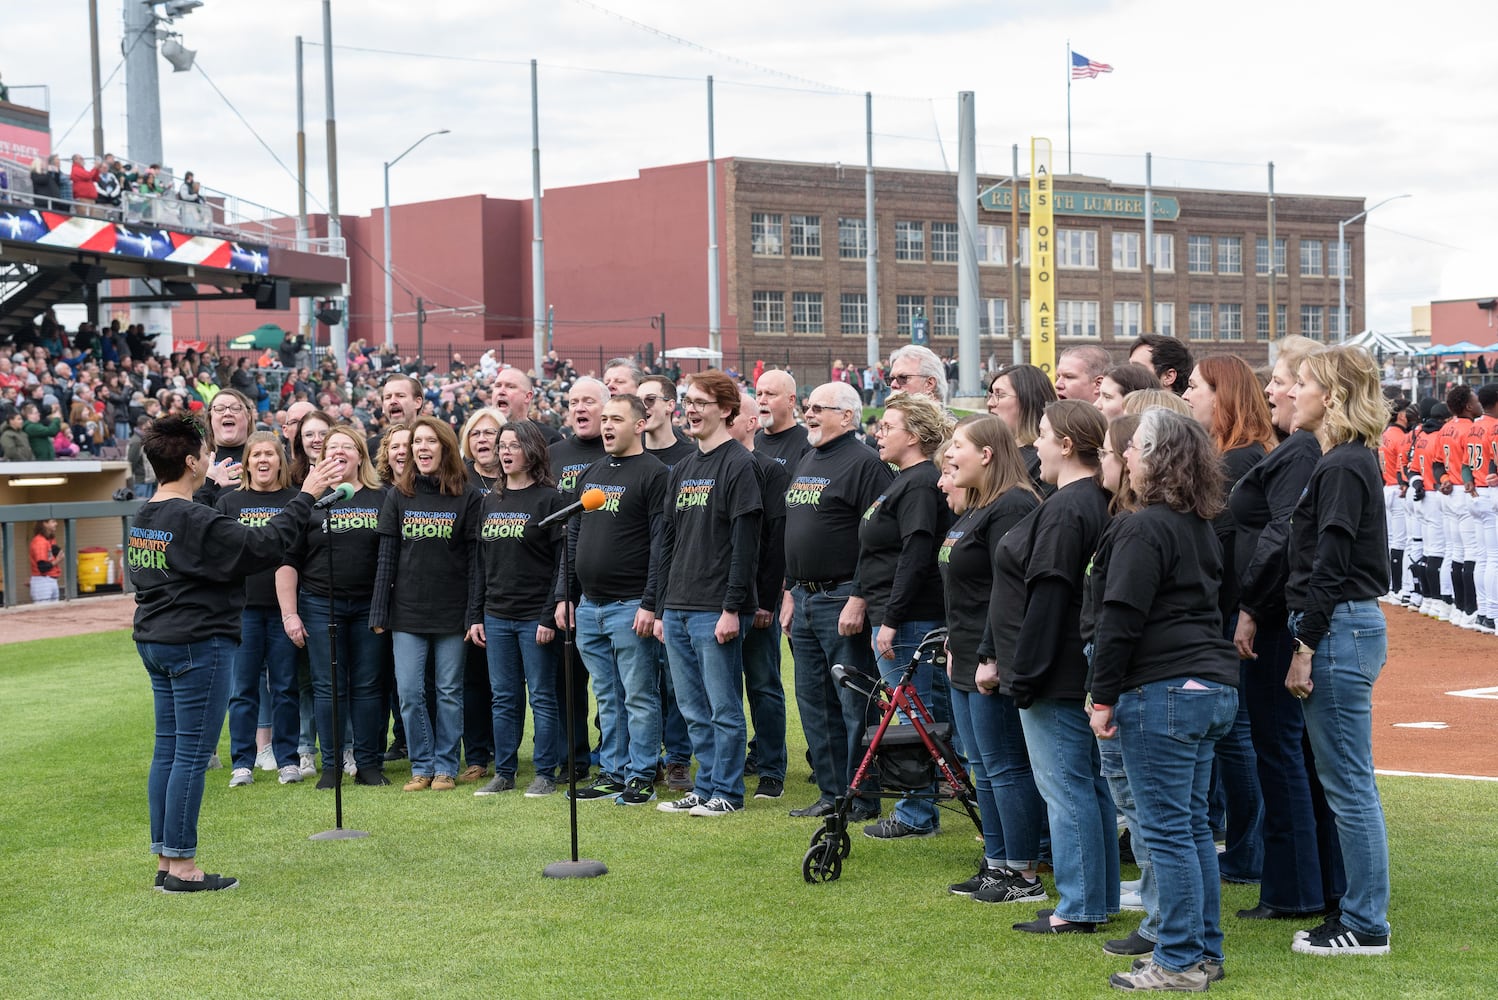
987;389;1013;401
640;394;667;408
802;403;847;416
888;373;925;388
496;441;523;451
209;404;247;415
467;427;499;439
681;397;718;411
875;421;906;435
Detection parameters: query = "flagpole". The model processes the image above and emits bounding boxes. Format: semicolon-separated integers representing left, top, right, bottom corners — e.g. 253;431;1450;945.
1066;41;1073;173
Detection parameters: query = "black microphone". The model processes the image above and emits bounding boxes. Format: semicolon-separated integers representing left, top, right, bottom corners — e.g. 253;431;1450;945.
314;482;356;510
538;487;607;528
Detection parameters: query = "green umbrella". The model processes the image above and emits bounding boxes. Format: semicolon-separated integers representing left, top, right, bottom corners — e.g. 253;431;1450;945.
229;323;288;350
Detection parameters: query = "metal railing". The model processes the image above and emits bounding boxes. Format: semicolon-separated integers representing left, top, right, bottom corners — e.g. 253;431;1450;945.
0;499;142;609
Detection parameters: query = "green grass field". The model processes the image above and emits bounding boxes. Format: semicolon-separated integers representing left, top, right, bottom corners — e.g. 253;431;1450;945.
3;630;1495;999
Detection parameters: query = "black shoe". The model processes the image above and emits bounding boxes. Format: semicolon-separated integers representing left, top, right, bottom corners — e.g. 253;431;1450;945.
382;743;408;762
162;873;239;893
1237;903;1325;920
1103;928;1155;956
1118;828;1135;864
743;752;760;776
1291;915;1390;955
569;777;625;801
153;871;168;891
847;804;881;823
354;768;391;787
789;799;835;818
615;777;656;806
949;862;1003;896
754;777;784;799
1013;914;1094;934
316;770;339;790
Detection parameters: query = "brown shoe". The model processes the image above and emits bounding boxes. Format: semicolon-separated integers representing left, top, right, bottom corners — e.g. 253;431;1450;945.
457;764;489;783
665;762;692;791
432;774;457;791
403;775;433;792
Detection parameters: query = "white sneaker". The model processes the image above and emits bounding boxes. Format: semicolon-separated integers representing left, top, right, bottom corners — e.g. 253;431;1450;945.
278;765;304;784
207;753;222;770
255;746;276;771
688;796;740;817
229;767;254;787
299;753;316;777
1119;888;1145;911
343;747;357;776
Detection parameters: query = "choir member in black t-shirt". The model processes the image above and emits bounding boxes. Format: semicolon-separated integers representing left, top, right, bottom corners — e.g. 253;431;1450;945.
1282;346;1392;957
987;364;1057;494
1229;336;1344;924
655;372;763;816
940;416;1042;900
456;406;509;784
289;409;333;487
490;366;563;444
857;393;953;839
214;432;301;790
131;415;344;892
1183;355;1278;887
1094;363;1160;422
1087;410;1239;991
992;402;1116;933
375;423;411;487
370;416;483;792
466;420;566;798
753;369;810;470
783;381;894;820
193;388;255;507
281;426;391;788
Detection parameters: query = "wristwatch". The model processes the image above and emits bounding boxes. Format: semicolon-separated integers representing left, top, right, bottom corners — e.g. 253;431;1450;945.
1294;639;1315;657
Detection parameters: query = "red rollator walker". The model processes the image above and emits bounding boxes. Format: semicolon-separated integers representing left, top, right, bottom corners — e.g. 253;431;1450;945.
801;627;981;883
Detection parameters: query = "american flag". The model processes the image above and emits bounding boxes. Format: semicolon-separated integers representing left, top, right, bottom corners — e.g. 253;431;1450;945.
1071;50;1113;79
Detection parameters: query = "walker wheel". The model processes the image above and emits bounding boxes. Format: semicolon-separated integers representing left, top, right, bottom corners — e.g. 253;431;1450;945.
809;826;852;859
802;843;842;883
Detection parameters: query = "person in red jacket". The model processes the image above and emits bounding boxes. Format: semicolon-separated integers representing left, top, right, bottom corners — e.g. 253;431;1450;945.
69;154;100;209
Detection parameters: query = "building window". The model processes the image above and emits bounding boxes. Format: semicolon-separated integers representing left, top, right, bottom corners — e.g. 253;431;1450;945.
1188;302;1213;340
1057;300;1100;339
1300;239;1323;277
1218;303;1243;341
752;291;785;333
1301;304;1324;340
1216;237;1242;275
1187;236;1213;274
838;217;867;260
840;293;867;335
1112;232;1141;271
1328;240;1350;278
978;224;1007;266
751;213;783;256
979;297;1009;337
931;222;960;264
1057;229;1098;269
1154;301;1175;338
1255;303;1288;340
1153;234;1174;272
789;215;821;258
1112;300;1142;339
932;295;959;336
895;221;925;261
1017;228;1032;267
1328;307;1345;340
1255;237;1287;276
792;292;824;334
896;294;926;335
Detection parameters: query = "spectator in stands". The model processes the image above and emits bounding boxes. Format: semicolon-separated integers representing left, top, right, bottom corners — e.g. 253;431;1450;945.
30;157;61;209
69;154;99;211
21;401;62;460
177;171;205;204
2;408;34;460
0;73;8;102
96;154;123;216
127;415;156;498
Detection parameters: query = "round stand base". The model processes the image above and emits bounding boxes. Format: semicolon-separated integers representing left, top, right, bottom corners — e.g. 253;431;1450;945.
543;859;608;879
309;828;370;841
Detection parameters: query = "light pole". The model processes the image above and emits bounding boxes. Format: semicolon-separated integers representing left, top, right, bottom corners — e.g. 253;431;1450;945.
1338;193;1409;342
383;129;449;349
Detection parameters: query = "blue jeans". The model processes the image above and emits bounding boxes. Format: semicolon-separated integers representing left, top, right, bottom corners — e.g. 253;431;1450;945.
1212;621;1264;883
1244;621;1345;912
574;597;661;785
663;609;751;806
463;640;493;768
301;594;386;772
229;607;298;770
790;583;878;810
297;646;316;756
1118;677;1237;973
950;687;1006;863
484;615;562;781
876;619;942;832
1293;600;1390;938
1021;698;1119;922
968;688;1043;867
1098;736;1158;942
139;637;236;858
742;617;788;782
659;646;693;766
391;631;465;778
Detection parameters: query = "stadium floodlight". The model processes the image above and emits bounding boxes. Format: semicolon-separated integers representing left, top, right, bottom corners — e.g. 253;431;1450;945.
155;0;205;19
160;37;196;72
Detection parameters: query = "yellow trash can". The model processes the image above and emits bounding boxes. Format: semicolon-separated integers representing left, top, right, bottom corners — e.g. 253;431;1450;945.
77;547;109;593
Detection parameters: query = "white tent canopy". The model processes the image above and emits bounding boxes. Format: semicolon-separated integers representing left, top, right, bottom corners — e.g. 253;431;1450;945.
662;346;722;360
1344;330;1420;356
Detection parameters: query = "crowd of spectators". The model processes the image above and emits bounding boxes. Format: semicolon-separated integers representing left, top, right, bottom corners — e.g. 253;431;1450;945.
3;150;207;224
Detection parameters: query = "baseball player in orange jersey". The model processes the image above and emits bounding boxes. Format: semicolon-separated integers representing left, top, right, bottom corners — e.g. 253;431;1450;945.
1379;409;1412;601
1415;404;1452;617
1471;385;1498;632
1436;386;1481;627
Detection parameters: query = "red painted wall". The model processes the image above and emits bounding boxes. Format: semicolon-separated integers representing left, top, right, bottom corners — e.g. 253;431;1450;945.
1430;297;1498;349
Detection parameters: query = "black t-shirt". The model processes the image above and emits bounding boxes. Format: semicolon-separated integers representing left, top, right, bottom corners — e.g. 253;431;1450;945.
1087;503;1239;707
373;478;482;634
783;431;895;583
465;459;501;497
752;452;791;611
284;485;384;600
1285;440;1389;649
572;451;668;606
1213;442;1266;625
647;428;697;470
214;486;299;608
939;488;1039;690
130;492;316;643
754;423;810;470
548;433;606;498
855;461;948;628
989;478;1111;702
475;482;565;624
1229;430;1320;629
660;438;763;613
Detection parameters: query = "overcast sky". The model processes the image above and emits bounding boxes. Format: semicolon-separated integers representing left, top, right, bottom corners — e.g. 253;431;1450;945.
5;0;1495;335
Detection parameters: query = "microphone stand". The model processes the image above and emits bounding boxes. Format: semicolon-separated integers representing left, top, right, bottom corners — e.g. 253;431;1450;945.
311;499;368;841
543;505;606;879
